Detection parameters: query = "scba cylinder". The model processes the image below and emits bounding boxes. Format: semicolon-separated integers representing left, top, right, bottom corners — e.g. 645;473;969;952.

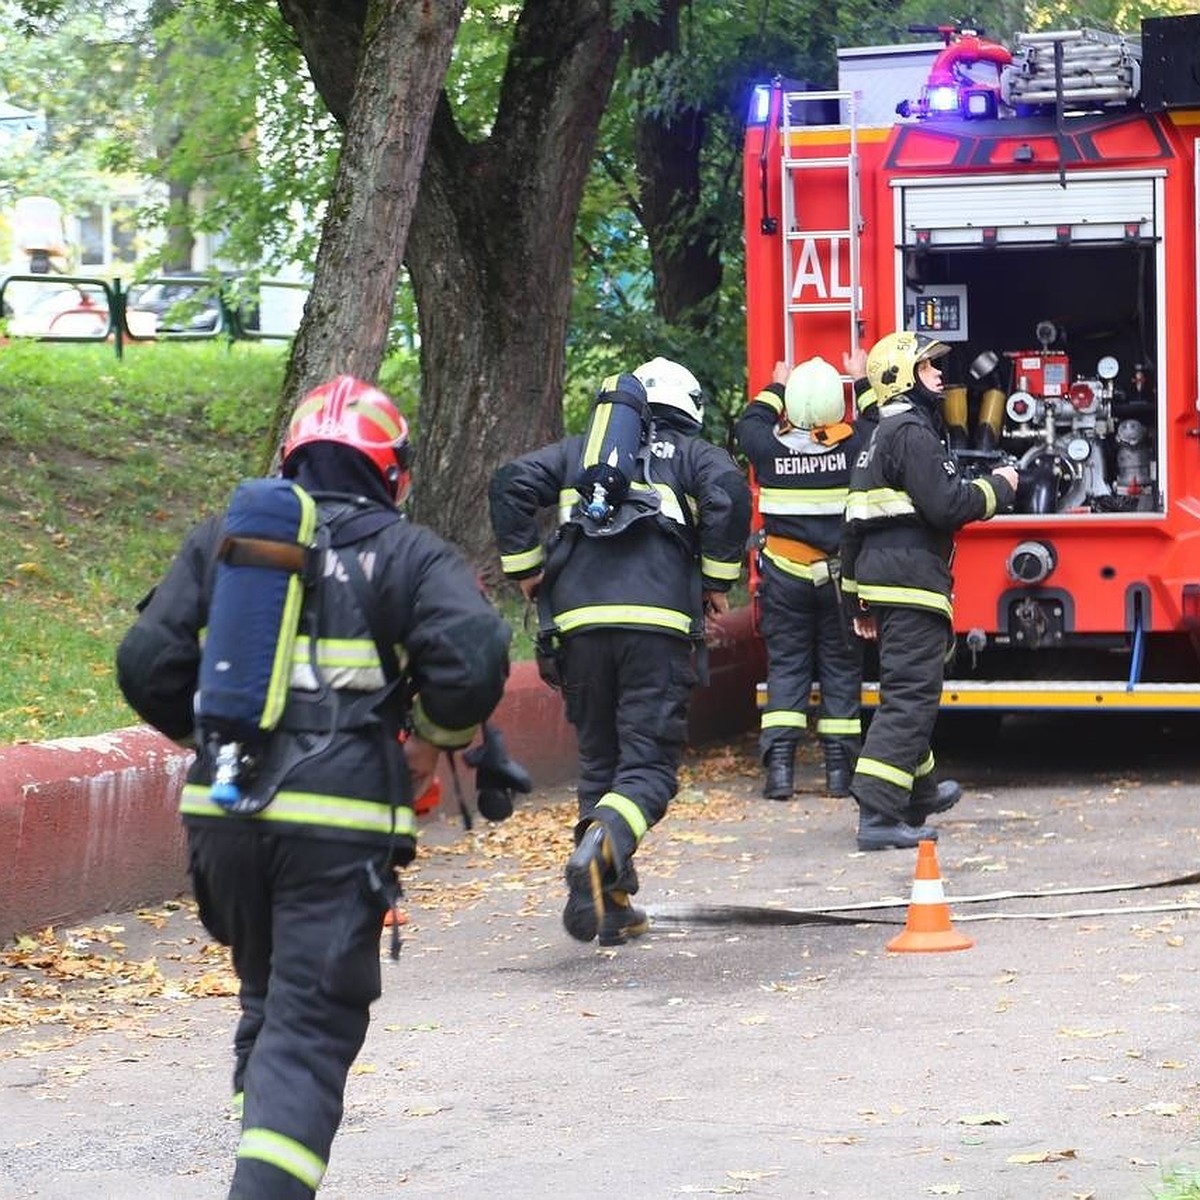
575;373;650;522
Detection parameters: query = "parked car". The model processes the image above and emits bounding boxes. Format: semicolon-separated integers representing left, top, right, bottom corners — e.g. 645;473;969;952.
125;279;224;335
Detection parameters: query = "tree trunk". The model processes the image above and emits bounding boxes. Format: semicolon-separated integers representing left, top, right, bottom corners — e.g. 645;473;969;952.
268;0;464;466
163;177;194;273
405;1;624;575
629;2;722;332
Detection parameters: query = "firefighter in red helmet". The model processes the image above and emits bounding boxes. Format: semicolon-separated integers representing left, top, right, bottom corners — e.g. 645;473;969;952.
117;375;511;1198
841;333;1018;850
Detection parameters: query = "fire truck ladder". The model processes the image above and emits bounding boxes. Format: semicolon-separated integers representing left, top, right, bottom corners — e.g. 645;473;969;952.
780;89;864;368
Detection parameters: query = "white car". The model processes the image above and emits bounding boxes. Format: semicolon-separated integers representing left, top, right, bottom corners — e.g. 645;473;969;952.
4;283;159;339
6;284;110;337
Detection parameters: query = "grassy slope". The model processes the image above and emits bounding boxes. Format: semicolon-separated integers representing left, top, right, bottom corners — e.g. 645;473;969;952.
0;339;284;744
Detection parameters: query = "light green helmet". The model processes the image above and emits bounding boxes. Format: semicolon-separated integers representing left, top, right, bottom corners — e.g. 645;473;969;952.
783;357;845;429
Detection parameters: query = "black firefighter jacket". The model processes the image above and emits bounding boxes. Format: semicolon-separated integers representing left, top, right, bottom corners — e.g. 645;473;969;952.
735;381;863;578
489;416;751;641
116;494;511;850
841;391;1016;620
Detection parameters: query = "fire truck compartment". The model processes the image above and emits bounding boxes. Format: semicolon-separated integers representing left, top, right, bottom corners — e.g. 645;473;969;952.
900;222;1161;517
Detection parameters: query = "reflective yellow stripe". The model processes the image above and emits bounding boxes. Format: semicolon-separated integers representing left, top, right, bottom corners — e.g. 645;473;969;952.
762;710;806;730
914;751;936;779
750;389;784;415
582;401;613;468
701;555;741;581
295;636;380;669
971;476;998;518
501;546;545;574
291;636;398;691
411;694;478;749
181;784;417;837
856;583;952;619
855;756;913;790
597;791;649;841
816;717;861;736
844;488;916;521
557;488;576;525
259;486;317;729
633;480;683;524
555;604;692;635
758;485;848;516
237;1127;325;1190
262;573;304;728
761;547;831;583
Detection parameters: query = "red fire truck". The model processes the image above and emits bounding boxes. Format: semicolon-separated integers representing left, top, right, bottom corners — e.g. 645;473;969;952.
742;16;1200;712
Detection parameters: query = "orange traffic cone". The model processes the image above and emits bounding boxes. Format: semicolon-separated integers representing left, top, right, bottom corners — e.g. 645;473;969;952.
886;839;973;953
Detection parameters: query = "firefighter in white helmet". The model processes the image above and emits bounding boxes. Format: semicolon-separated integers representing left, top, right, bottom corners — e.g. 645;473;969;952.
736;356;866;800
842;331;1018;850
489;358;751;947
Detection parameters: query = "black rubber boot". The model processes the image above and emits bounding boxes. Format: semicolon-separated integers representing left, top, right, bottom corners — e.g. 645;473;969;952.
762;742;796;800
598;890;649;947
823;742;853;798
562;823;614;942
856;807;939;852
906;778;962;826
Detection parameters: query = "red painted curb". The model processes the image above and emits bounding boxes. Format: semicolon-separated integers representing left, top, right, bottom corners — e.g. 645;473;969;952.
0;728;193;939
0;609;764;938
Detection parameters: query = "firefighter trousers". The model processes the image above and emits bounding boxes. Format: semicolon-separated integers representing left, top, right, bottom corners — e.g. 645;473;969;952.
187;822;391;1199
850;604;950;822
757;558;862;761
559;628;697;878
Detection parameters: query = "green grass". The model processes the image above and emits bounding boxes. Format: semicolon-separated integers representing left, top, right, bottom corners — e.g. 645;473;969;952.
0;339;539;745
0;339;284;744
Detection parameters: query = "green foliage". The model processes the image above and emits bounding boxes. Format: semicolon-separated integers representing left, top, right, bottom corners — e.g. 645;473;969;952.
0;339;530;745
0;1;339;278
0;340;285;743
0;1;149;223
138;0;341;275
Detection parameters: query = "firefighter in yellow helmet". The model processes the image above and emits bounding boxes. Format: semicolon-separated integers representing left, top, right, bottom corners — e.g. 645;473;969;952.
841;333;1018;850
736;356;866;799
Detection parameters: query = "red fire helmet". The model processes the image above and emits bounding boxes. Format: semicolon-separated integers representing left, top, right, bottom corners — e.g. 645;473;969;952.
282;375;412;501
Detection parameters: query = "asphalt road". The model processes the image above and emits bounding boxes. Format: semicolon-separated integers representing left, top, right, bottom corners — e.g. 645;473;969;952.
3;715;1200;1200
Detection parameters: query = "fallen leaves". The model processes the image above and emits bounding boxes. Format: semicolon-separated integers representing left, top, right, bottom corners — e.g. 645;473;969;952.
0;909;236;1044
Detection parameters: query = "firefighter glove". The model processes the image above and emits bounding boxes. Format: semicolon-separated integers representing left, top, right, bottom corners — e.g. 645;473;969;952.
464;723;532;822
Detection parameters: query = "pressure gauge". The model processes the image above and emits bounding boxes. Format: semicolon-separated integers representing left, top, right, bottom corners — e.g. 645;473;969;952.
1097;355;1119;380
1066;436;1091;463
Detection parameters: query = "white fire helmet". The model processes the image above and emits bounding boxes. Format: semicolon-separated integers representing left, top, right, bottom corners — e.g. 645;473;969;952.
633;357;704;428
783;357;845;429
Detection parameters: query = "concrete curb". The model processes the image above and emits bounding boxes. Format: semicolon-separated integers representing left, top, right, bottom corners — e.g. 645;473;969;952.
0;608;764;939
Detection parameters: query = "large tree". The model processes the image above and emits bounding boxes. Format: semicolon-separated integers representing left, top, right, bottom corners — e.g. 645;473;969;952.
274;2;626;574
404;3;625;569
268;0;465;458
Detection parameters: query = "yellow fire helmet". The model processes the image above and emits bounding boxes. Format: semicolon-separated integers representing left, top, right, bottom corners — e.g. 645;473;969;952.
865;331;950;403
